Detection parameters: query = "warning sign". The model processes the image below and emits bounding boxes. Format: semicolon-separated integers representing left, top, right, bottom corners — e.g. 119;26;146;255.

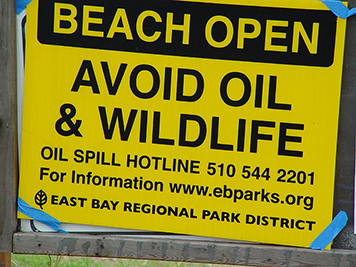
18;0;346;248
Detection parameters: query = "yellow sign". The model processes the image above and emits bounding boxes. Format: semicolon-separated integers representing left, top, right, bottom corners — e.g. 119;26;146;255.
19;0;346;248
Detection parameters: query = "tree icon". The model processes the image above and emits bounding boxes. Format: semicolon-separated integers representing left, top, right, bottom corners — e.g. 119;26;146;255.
34;190;47;210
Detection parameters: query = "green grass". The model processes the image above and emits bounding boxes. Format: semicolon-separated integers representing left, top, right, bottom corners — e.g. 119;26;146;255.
11;254;231;267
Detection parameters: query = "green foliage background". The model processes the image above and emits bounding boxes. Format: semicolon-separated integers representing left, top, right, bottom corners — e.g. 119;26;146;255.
12;254;231;267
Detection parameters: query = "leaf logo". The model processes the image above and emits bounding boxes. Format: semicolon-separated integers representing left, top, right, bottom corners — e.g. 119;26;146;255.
34;190;47;210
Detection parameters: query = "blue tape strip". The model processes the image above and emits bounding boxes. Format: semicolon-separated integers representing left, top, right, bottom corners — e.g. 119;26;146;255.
309;211;348;250
18;197;68;233
321;0;356;19
16;0;32;14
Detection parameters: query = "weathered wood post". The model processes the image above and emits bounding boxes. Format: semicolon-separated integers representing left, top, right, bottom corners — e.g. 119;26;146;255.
0;0;18;265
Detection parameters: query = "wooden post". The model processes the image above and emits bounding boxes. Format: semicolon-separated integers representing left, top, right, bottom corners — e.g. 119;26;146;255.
0;0;18;256
0;253;11;267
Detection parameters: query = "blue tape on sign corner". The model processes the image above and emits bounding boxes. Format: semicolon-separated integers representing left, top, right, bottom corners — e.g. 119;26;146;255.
16;0;32;14
322;0;356;19
309;211;348;250
18;197;68;233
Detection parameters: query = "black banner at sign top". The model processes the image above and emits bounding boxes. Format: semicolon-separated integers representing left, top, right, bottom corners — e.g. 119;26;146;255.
37;0;337;67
